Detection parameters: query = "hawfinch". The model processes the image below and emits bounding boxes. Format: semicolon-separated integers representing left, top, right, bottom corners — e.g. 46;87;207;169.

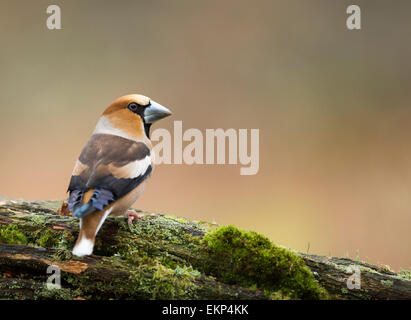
67;94;171;257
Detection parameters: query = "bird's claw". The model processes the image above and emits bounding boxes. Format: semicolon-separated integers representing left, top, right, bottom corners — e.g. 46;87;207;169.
126;210;144;226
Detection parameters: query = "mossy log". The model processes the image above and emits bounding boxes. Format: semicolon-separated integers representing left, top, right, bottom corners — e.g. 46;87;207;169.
0;198;410;300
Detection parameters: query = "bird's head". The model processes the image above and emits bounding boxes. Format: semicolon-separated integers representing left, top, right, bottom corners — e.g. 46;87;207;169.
100;94;172;139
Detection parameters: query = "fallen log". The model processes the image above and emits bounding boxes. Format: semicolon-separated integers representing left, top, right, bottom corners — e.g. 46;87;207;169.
0;198;409;300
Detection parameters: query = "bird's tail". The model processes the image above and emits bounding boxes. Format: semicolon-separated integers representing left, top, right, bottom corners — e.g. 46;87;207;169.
72;189;112;257
72;202;94;218
72;188;114;218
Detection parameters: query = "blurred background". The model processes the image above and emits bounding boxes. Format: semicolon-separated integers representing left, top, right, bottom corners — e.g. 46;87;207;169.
0;0;410;270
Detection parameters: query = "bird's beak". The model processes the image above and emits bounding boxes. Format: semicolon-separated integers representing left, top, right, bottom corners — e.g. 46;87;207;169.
144;100;172;124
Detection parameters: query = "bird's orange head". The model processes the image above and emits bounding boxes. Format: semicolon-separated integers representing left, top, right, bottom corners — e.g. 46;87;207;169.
98;94;172;139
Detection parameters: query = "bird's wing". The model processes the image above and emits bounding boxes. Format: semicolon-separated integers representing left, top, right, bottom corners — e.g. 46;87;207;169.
67;133;152;214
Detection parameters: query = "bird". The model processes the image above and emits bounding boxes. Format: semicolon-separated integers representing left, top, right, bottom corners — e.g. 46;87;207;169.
66;94;172;257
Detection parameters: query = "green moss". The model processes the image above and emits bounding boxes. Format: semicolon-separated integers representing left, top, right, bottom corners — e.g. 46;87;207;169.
105;237;202;299
23;227;75;250
28;214;47;225
378;264;394;273
50;248;73;261
0;225;27;244
62;255;201;300
56;231;76;249
326;261;349;273
137;263;198;299
174;265;202;278
359;266;379;274
94;215;204;266
201;225;327;299
380;279;394;287
164;215;189;224
0;277;84;300
35;228;59;247
128;215;204;246
398;269;411;280
35;286;83;300
111;221;326;299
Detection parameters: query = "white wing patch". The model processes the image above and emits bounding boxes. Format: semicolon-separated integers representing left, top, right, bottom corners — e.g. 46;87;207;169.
121;155;152;179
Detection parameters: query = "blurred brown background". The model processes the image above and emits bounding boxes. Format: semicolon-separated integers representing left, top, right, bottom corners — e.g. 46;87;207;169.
0;0;410;270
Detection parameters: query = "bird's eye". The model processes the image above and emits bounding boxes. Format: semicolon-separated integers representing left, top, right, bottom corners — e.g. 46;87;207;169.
128;102;139;112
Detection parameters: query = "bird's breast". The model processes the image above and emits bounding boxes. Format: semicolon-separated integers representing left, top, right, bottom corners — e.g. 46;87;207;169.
110;180;150;216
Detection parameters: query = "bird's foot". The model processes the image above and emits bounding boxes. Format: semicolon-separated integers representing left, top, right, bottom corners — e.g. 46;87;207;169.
126;210;144;226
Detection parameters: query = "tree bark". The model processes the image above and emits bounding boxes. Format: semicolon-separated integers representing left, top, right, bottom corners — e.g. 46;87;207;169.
301;254;410;299
0;198;410;300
